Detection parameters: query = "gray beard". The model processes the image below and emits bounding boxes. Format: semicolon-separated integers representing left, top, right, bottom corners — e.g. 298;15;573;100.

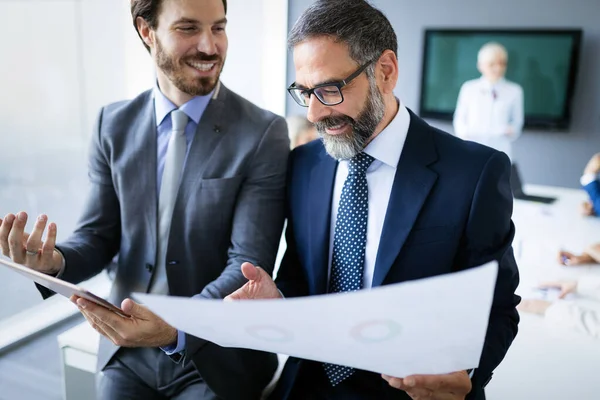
318;79;385;160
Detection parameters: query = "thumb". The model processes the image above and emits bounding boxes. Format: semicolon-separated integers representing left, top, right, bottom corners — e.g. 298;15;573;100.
558;290;569;299
558;285;573;299
241;262;262;281
121;298;147;317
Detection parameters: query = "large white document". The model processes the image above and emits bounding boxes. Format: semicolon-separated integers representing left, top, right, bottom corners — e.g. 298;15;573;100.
134;262;498;378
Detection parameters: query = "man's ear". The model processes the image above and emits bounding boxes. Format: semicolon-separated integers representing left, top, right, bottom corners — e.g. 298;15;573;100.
136;16;155;50
376;50;398;95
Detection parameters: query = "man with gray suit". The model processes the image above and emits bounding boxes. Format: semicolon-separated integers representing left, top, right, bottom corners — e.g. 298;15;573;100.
0;0;288;399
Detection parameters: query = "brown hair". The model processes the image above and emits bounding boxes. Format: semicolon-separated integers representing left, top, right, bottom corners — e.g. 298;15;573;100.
130;0;228;52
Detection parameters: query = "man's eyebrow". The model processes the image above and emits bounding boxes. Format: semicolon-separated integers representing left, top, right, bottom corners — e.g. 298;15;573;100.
292;78;343;90
172;17;228;25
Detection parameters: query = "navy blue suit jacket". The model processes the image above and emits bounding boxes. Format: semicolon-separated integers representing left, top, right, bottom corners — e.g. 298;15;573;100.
273;111;520;400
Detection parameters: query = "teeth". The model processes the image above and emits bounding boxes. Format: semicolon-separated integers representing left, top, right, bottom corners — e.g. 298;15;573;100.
188;62;215;72
329;124;344;129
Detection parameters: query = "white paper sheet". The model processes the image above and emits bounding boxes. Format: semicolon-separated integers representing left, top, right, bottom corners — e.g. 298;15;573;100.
134;261;498;378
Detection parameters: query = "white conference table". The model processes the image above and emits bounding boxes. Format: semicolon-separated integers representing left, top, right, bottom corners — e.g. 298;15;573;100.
486;184;600;400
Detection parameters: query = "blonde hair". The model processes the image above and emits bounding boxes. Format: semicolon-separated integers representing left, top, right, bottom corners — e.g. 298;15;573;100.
477;42;508;64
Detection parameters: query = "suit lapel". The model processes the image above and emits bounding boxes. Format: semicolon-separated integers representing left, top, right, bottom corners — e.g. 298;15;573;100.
179;82;227;196
308;148;338;295
372;112;438;287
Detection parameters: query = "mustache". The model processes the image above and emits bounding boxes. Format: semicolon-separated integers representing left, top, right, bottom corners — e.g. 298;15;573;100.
315;115;355;132
184;52;221;63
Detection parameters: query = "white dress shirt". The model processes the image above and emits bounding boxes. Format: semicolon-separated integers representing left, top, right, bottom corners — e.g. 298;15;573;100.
453;77;524;161
328;102;410;289
545;278;600;340
580;173;598;187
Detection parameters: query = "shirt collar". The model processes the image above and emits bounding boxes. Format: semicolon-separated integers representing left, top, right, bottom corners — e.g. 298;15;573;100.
153;82;216;127
479;76;506;89
362;99;410;169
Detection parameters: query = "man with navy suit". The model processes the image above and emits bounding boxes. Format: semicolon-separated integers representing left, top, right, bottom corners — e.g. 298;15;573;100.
227;1;520;399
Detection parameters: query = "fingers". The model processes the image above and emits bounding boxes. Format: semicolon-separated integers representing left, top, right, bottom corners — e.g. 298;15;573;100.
559;281;577;299
569;256;584;265
77;298;125;333
403;371;471;394
558;251;573;265
121;299;147;319
80;308;124;345
382;374;404;389
41;222;57;263
26;214;47;255
0;214;15;257
8;212;28;263
241;262;260;281
517;299;551;315
382;375;435;399
404;375;444;392
225;286;250;301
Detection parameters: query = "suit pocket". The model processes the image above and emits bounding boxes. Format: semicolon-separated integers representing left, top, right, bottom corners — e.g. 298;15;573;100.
403;226;454;247
200;176;244;190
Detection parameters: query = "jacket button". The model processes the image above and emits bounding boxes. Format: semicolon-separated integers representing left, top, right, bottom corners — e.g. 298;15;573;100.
168;260;179;265
145;263;153;272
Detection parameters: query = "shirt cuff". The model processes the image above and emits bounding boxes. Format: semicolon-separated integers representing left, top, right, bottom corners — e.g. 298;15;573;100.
53;248;66;278
161;329;186;355
580;173;598;187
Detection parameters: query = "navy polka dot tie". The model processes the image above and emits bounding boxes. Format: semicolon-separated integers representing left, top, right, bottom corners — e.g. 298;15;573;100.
324;152;375;386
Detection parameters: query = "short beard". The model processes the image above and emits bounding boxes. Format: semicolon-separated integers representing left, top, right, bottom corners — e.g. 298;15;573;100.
155;37;223;96
315;77;385;160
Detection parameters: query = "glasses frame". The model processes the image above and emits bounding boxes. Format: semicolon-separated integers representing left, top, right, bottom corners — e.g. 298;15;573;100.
287;60;374;107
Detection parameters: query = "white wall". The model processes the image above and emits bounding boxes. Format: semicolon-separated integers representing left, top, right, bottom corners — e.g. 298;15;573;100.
123;0;289;116
221;0;288;116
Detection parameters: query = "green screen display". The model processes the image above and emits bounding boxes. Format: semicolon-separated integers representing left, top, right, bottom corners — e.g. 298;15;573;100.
419;29;582;129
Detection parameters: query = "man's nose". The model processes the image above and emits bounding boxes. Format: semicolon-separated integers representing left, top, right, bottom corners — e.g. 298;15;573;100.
196;32;218;55
306;94;329;124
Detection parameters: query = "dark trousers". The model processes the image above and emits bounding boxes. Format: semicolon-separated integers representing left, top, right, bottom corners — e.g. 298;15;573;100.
97;347;218;400
284;360;411;400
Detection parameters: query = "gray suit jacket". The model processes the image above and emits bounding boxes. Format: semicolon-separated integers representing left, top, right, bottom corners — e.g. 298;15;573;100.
39;83;289;399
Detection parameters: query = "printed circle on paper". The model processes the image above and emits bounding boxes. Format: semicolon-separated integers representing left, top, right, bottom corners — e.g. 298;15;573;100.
350;319;402;343
246;325;294;342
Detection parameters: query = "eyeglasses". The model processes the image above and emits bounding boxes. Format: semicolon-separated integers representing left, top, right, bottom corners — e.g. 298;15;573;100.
287;60;374;107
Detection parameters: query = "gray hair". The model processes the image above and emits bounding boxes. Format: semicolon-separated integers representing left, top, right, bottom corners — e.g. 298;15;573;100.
288;0;398;78
478;42;508;64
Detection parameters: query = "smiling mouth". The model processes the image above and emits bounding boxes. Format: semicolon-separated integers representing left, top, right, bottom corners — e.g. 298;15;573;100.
186;60;218;72
325;122;350;135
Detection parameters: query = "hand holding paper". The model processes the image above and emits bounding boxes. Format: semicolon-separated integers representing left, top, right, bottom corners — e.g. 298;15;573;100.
73;296;178;348
135;261;498;379
383;370;472;399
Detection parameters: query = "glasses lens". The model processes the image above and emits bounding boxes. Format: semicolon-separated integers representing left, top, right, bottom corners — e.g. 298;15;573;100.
314;86;342;105
289;88;309;107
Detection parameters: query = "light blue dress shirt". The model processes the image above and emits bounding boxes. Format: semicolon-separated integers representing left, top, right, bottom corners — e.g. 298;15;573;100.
153;85;213;355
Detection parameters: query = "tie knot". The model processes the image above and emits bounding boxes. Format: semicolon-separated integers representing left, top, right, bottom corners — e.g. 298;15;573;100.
171;109;188;133
347;152;374;175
